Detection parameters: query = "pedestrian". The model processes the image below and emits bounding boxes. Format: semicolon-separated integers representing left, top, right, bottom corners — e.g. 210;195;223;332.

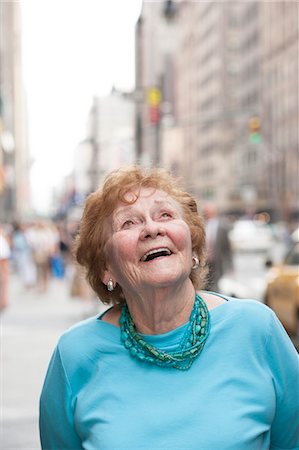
27;221;58;292
204;202;233;291
11;222;36;289
0;226;11;311
39;166;299;450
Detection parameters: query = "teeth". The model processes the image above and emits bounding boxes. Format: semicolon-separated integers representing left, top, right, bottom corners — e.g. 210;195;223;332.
141;247;171;262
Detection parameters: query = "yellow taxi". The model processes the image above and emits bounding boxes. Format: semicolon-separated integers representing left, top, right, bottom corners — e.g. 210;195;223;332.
265;241;299;337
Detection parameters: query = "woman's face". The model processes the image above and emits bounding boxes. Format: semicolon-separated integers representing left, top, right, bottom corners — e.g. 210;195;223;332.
103;188;193;295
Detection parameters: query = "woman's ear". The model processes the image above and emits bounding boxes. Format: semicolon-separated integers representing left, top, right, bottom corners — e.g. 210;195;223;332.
102;268;116;286
102;270;111;285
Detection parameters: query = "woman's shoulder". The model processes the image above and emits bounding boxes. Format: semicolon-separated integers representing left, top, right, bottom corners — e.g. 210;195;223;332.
47;316;107;391
226;294;273;316
202;291;275;326
53;313;116;378
57;314;104;351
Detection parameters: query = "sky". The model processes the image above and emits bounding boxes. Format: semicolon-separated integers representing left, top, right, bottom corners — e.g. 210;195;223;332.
21;0;142;213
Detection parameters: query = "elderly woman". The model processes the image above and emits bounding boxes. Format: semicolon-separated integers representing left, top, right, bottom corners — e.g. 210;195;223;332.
40;166;299;450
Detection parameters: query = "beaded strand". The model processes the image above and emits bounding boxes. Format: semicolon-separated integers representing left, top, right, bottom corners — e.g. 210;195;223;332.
119;293;210;370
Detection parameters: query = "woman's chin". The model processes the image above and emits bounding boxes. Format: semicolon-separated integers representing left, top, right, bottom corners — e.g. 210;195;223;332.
140;269;188;289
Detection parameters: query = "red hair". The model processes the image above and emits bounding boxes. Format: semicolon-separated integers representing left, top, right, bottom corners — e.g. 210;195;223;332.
75;166;207;304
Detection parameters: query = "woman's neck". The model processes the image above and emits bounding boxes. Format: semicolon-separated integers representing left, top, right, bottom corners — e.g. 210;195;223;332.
101;289;227;331
123;281;196;335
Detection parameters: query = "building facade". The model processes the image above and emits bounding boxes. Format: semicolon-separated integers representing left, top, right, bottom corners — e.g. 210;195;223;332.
73;90;135;198
0;1;31;222
135;0;179;166
260;2;299;221
135;0;299;221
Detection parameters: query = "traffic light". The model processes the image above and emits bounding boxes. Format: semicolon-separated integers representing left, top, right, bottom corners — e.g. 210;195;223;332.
147;87;161;125
149;106;160;124
249;116;261;144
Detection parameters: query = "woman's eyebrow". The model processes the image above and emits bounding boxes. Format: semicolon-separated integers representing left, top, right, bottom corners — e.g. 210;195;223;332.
113;206;136;221
113;199;177;222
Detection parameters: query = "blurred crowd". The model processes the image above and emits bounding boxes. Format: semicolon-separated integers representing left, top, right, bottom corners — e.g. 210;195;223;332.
0;213;297;313
0;219;94;312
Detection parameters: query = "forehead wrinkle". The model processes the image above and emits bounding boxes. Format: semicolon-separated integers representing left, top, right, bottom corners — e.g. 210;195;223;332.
113;204;138;221
153;198;184;216
153;199;176;208
114;198;176;218
112;191;182;223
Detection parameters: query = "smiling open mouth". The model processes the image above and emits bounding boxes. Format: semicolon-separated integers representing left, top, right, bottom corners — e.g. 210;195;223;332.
141;247;173;262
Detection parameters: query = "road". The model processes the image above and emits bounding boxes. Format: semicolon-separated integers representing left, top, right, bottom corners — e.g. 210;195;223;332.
1;272;106;450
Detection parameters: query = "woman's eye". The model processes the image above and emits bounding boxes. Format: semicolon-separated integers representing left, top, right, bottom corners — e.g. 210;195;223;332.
161;212;172;219
121;219;135;229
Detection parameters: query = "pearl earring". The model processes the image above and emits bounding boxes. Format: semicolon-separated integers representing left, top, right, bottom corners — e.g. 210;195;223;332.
107;279;114;292
192;256;199;270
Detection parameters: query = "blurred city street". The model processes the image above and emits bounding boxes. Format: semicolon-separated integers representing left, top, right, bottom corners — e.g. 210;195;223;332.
1;239;297;449
220;240;288;301
1;272;106;450
0;1;298;448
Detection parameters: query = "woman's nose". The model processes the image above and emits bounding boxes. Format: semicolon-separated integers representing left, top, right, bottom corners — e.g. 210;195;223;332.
140;219;166;240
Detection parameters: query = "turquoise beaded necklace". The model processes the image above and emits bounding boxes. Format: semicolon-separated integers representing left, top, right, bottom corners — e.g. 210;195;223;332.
119;293;210;370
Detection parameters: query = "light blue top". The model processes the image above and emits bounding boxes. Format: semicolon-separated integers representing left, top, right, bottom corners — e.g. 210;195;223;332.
39;297;299;450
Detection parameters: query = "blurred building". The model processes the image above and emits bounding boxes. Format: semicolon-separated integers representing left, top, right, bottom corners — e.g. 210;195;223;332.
135;0;299;221
226;2;263;215
261;2;299;221
73;89;135;198
0;2;31;222
176;2;249;211
135;0;179;165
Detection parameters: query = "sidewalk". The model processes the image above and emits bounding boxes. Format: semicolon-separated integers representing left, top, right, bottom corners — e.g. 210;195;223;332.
0;272;105;450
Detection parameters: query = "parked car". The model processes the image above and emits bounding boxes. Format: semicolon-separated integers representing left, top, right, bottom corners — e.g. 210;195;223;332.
264;241;299;337
229;219;274;252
